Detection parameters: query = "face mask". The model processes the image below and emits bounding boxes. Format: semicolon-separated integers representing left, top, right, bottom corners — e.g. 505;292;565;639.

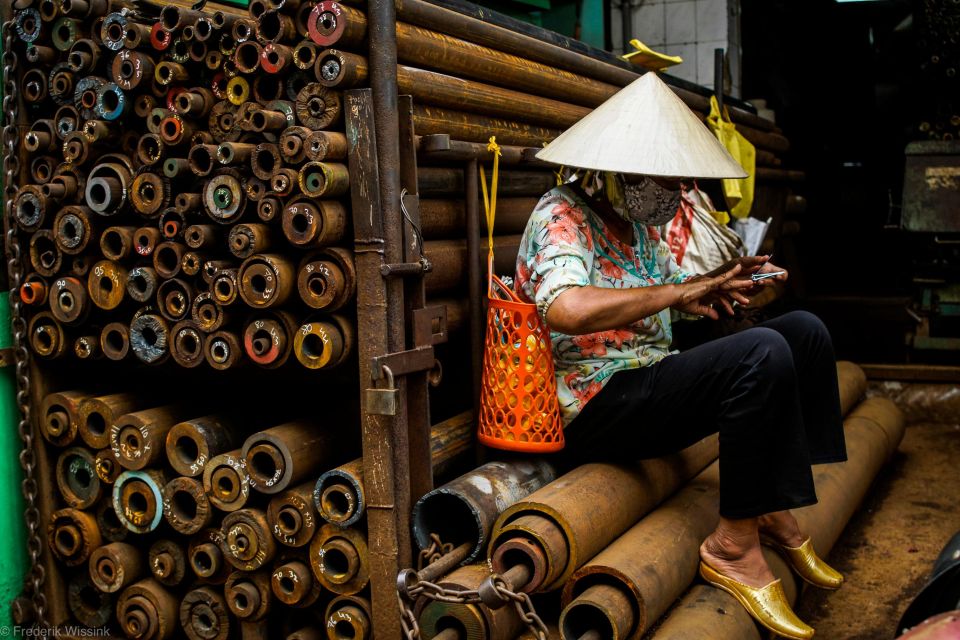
608;174;682;226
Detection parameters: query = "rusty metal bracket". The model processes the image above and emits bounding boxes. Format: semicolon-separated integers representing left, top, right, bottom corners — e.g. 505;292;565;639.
380;261;429;277
371;345;435;381
413;305;448;346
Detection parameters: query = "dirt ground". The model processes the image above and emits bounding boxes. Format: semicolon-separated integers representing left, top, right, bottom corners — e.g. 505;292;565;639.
795;421;960;639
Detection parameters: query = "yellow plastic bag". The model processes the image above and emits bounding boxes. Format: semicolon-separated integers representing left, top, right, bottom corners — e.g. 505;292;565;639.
707;95;755;219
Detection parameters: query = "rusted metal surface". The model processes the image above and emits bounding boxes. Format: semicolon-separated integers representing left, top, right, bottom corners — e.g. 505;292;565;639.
420;197;537;240
268;481;320;548
417;564;524;640
117;578;180;640
489;436;718;593
413;459;557;564
221;508;278;572
89;541;145;594
203;448;253;512
165;415;241;478
55;446;101;509
309;523;370;594
113;469;169;534
325;595;373;640
148;539;188;589
423;236;522;293
242;420;342;494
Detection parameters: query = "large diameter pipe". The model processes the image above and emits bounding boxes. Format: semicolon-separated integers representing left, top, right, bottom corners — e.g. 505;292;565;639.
489;435;718;593
392;0;774;133
420;198;537;240
418;168;554;198
424;236;522;294
649;396;905;640
314;411;475;527
416;564;524;640
411;459;557;564
317;50;589;129
413;104;561;147
558;362;869;639
242;421;343;494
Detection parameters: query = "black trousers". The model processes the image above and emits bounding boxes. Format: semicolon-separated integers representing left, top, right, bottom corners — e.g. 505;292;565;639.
562;311;847;519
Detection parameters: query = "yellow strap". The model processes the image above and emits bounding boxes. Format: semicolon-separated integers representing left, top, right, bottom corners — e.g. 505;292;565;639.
480;136;501;295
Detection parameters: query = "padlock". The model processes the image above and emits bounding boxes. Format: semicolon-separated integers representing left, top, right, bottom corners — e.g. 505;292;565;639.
365;365;399;416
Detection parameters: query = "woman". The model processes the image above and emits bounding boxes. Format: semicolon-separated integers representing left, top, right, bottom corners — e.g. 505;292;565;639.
516;73;846;640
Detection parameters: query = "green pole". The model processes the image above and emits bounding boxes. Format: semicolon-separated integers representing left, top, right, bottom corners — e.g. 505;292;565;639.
0;19;28;627
0;295;27;628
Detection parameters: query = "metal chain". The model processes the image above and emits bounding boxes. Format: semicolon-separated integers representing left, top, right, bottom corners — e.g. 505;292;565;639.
3;17;47;628
417;533;453;571
398;554;550;640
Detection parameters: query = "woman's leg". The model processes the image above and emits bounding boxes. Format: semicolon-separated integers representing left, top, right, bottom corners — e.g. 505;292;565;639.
565;325;817;518
756;310;847;464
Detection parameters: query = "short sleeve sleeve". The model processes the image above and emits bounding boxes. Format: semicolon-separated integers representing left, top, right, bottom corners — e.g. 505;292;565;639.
516;192;593;322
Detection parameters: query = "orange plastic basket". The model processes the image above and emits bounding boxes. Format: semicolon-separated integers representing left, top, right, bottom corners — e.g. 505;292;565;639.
477;275;564;452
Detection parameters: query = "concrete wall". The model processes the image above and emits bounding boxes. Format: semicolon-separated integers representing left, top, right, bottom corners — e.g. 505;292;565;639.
610;0;742;97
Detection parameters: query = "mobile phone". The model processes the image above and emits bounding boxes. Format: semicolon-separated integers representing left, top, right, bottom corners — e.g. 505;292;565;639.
751;271;785;282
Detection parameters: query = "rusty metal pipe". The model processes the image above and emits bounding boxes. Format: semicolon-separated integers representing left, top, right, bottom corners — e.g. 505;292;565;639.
112;405;193;470
325;595;372;640
78;392;142;449
238;254;296;309
293;315;354;370
242;421;341;494
89;542;145;594
113;469;169;534
163;476;215;536
225;570;272;622
100;225;136;260
316;412;474;527
221;508;278;571
68;574;112;628
48;507;102;567
271;559;321;608
56;447;102;509
489;436;719;593
40;390;88;447
189;528;232;584
268;481;320;548
419;167;553;197
282;199;348;250
296;249;355;311
117;578;179;640
417;564;524;640
421;198;537;240
204;449;252;512
180;587;232;640
154;539;187;585
309;524;369;594
424;236;522;294
649;396;906;639
166;415;241;478
412;459;557;564
566;361;877;632
95;449;122;485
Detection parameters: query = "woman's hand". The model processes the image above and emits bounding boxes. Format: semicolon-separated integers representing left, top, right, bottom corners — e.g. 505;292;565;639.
672;264;757;320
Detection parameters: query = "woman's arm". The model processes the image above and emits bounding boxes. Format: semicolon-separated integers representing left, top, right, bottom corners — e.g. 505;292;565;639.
546;264;752;334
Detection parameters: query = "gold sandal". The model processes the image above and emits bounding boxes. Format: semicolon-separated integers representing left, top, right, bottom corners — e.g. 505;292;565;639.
764;537;844;590
699;560;815;640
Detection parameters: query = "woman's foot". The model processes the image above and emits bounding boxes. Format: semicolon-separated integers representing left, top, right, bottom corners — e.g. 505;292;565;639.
758;510;807;547
759;510;844;590
699;518;776;588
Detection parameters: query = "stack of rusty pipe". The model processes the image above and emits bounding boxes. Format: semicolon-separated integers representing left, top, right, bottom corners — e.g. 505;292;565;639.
39;381;474;637
410;363;907;640
12;0;364;372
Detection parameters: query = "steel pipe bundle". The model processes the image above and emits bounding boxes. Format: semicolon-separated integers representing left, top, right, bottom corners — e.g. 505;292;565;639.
13;0;362;373
557;361;868;639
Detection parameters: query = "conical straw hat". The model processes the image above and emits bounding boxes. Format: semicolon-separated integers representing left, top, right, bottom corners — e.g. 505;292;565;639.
536;73;748;179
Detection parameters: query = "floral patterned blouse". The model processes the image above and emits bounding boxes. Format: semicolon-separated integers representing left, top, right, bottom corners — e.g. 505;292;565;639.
515;184;693;425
